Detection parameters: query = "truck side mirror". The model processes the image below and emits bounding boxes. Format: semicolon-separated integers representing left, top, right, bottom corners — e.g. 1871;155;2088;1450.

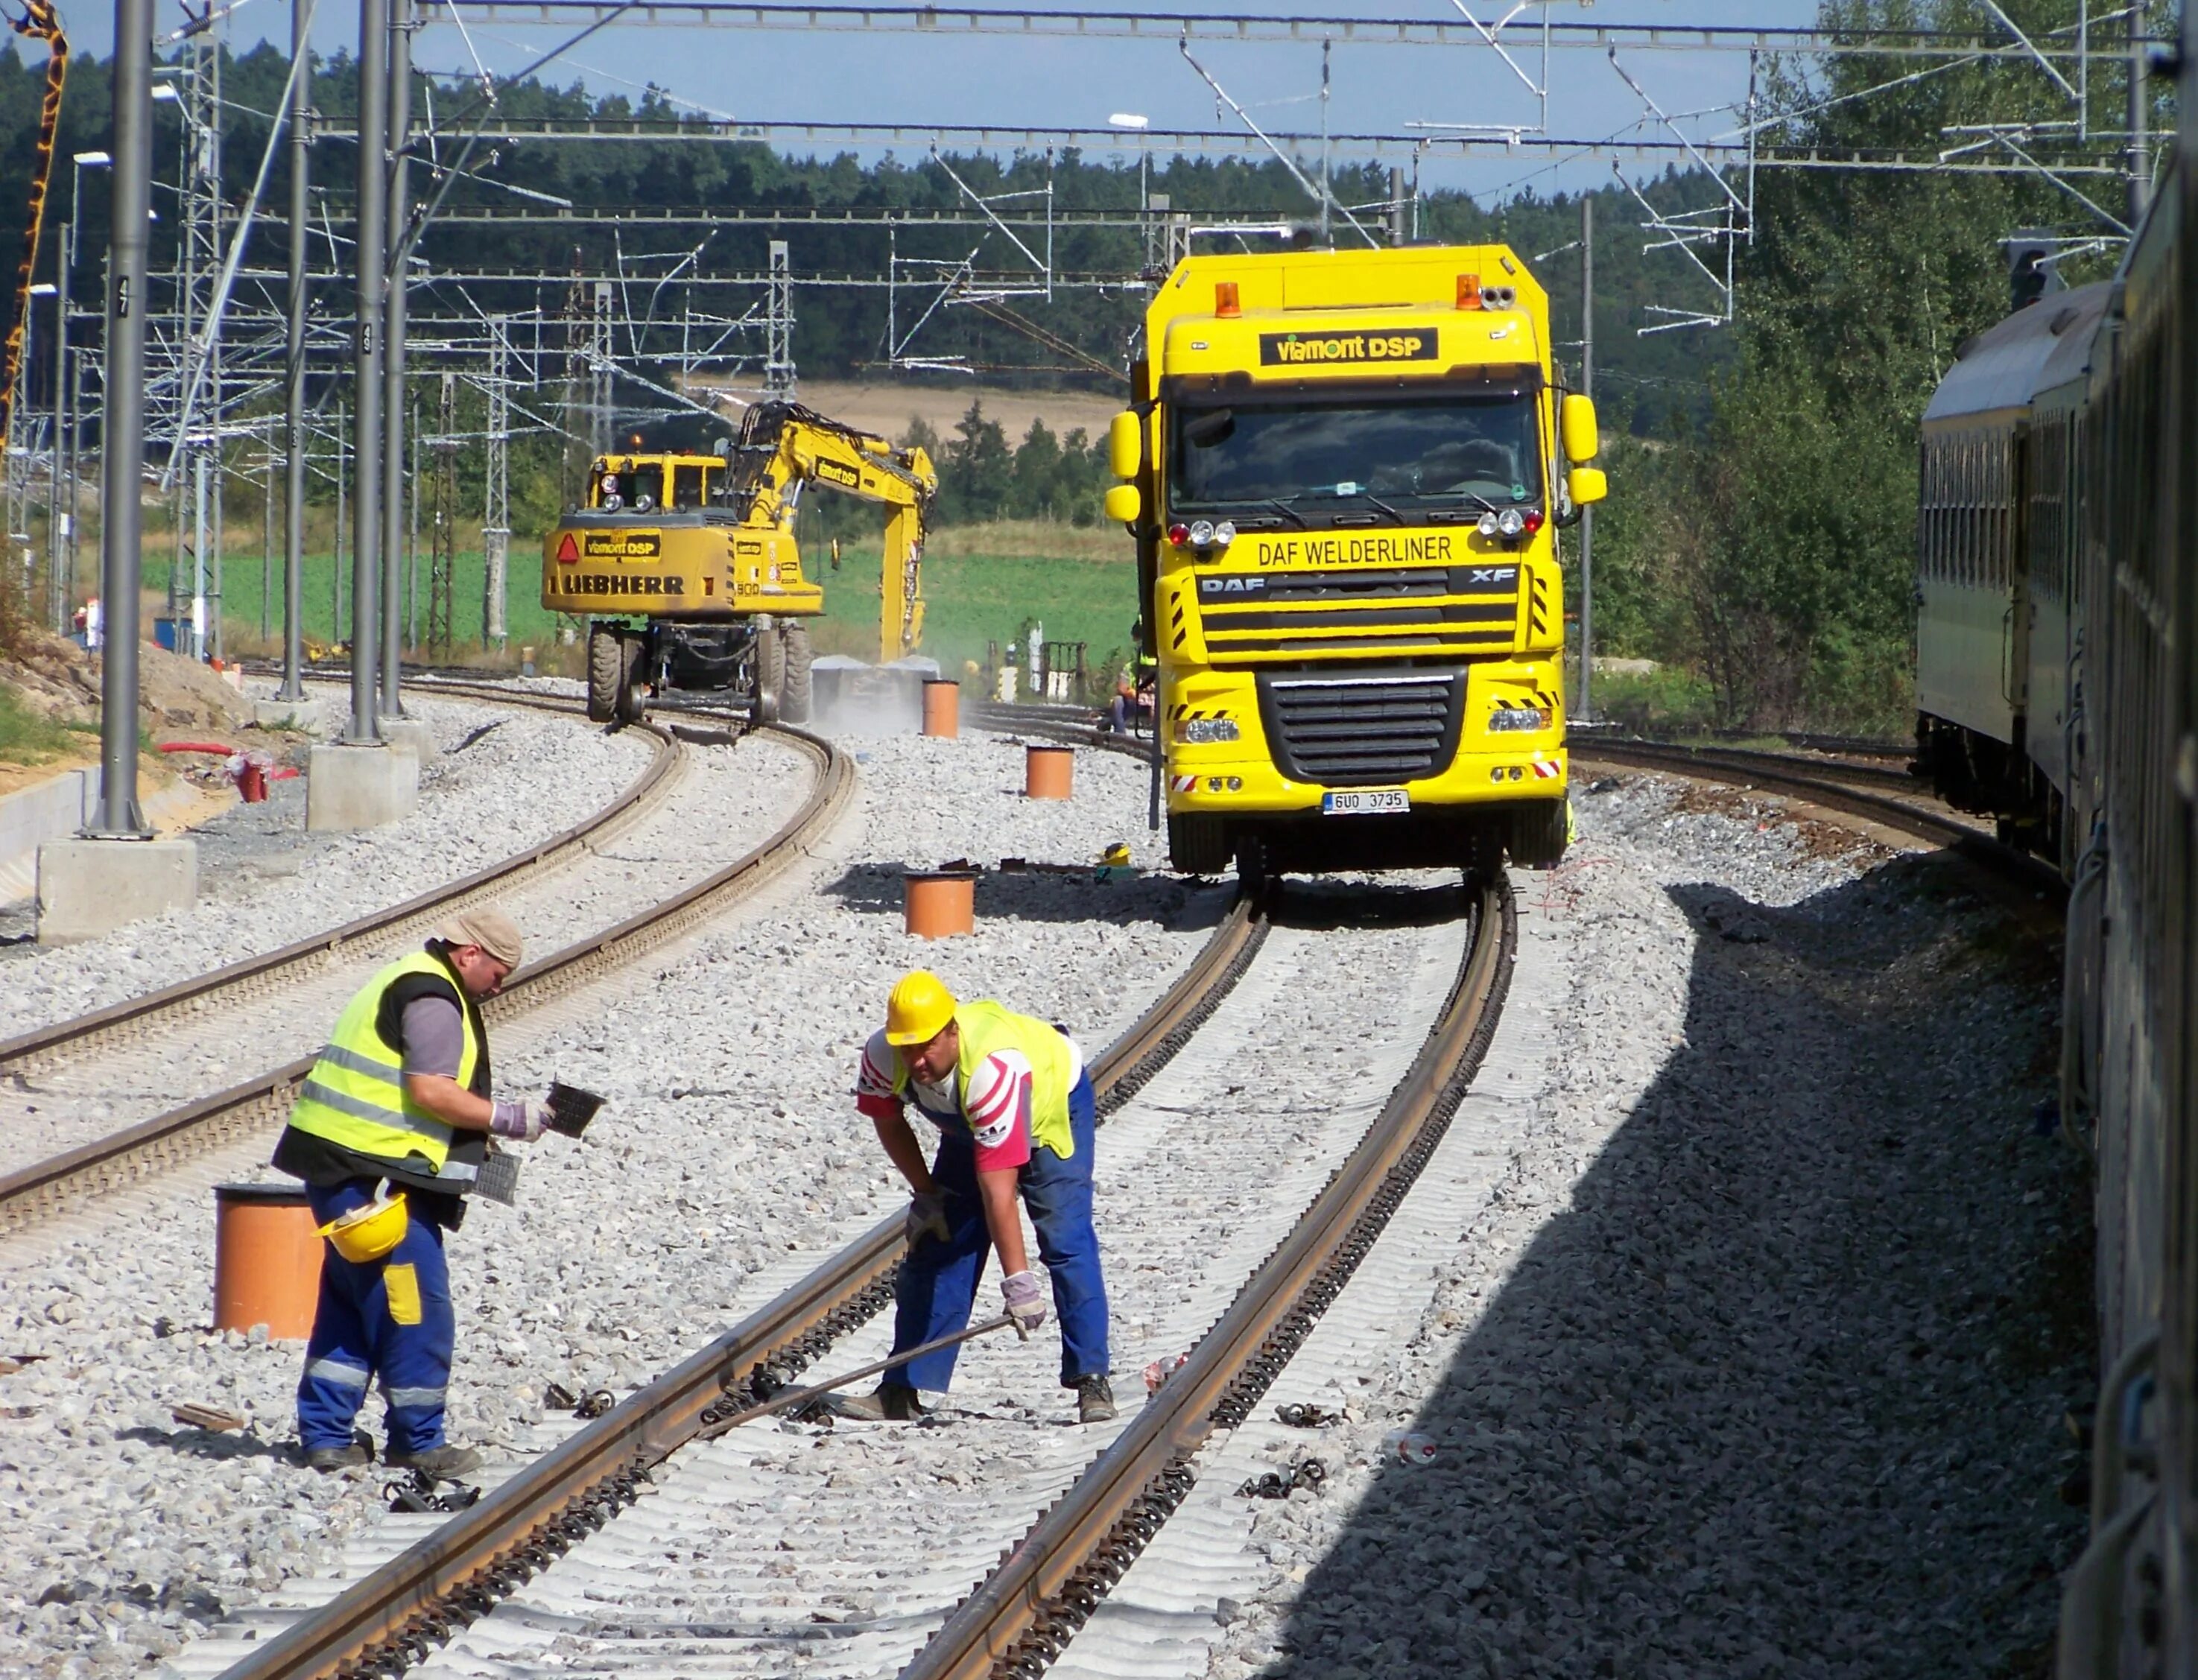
1108;411;1143;480
1561;393;1600;465
1103;483;1143;524
1568;466;1608;507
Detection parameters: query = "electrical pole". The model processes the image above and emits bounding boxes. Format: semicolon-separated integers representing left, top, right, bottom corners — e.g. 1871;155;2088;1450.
2128;1;2150;226
349;0;387;742
48;226;69;632
92;0;152;836
277;0;309;702
1577;192;1594;726
379;0;410;718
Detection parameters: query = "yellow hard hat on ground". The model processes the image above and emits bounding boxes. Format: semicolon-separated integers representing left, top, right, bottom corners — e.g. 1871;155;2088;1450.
886;970;957;1046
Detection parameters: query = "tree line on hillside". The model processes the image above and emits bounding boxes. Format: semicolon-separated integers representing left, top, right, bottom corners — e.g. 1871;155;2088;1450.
0;37;1726;431
1577;0;2147;734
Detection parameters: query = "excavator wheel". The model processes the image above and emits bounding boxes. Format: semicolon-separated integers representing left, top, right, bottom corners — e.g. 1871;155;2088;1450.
586;625;622;724
613;633;647;726
752;624;785;726
779;624;814;725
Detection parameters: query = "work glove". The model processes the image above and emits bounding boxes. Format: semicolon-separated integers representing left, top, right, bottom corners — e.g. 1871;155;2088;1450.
1001;1269;1048;1340
905;1190;951;1249
489;1098;551;1143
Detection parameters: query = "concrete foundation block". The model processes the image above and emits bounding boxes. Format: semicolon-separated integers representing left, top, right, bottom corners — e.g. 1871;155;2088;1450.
379;717;437;763
305;743;419;832
37;837;200;945
252;697;324;732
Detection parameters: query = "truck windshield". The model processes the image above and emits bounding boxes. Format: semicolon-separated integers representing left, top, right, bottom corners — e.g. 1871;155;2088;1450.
1170;392;1542;513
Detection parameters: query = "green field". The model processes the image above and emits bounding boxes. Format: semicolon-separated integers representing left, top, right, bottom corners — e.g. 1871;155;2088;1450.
203;524;1139;681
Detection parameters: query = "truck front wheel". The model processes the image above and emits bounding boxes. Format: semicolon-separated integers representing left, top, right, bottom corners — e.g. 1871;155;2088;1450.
1507;797;1570;869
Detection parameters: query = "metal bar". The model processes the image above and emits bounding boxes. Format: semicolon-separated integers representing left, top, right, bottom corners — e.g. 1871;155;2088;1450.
278;0;309;702
381;0;412;717
1577;191;1592;725
93;0;153;837
424;1;2127;58
350;0;387;741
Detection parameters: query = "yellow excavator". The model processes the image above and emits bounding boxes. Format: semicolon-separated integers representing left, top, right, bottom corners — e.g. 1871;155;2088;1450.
543;400;937;726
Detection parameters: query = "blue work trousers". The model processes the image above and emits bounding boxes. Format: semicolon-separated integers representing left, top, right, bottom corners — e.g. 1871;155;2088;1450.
889;1073;1109;1392
296;1180;457;1455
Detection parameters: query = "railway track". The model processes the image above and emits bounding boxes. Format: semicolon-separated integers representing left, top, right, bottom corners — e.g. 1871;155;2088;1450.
0;700;850;1238
197;885;1275;1680
0;688;678;1084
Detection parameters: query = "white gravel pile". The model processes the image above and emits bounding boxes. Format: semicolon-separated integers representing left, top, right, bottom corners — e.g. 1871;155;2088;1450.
1182;773;2086;1680
0;726;1209;1679
0;697;653;1038
0;729;809;1177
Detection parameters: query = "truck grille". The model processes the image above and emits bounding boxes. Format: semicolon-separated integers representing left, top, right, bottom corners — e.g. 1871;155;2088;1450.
1197;564;1519;662
1256;671;1465;786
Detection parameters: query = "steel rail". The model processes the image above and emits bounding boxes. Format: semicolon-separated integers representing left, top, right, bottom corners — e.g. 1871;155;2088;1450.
1572;738;2066;900
0;688;679;1082
0;723;852;1237
904;869;1515;1680
212;888;1267;1680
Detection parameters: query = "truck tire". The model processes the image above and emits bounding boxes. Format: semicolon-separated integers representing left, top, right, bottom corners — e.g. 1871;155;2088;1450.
614;631;647;725
1168;813;1229;876
586;624;621;723
752;624;784;726
1507;797;1570;869
779;624;814;725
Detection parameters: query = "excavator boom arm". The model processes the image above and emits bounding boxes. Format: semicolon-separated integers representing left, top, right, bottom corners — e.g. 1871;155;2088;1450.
0;0;67;448
732;401;938;664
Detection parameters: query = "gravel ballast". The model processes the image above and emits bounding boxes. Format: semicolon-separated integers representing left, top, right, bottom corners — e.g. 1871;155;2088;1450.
1171;774;2088;1680
0;724;1209;1679
0;695;653;1036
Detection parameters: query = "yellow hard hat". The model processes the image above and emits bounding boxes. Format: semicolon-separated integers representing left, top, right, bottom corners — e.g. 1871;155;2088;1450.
319;1193;409;1264
886;970;957;1046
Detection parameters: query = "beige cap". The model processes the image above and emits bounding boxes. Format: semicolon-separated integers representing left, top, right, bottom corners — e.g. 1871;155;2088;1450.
436;905;523;967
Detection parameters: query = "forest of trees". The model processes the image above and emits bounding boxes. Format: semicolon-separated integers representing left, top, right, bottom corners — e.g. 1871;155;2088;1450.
0;0;2161;729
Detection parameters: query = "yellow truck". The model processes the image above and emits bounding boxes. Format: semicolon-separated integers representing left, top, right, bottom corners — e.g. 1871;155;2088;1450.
1102;246;1607;879
544;401;936;725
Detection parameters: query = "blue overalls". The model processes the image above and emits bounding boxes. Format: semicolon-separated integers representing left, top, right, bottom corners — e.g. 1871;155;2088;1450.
295;1180;457;1455
889;1071;1109;1392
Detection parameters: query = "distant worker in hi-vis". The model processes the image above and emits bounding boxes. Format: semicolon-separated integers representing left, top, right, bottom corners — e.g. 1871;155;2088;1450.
843;970;1115;1424
271;907;553;1477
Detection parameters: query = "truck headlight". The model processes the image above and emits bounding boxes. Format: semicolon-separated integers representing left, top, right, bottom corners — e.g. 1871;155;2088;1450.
1174;717;1241;744
1188;519;1216;547
1488;707;1549;732
1496;507;1525;537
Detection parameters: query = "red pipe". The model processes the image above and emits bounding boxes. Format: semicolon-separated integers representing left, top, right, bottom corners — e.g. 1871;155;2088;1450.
157;741;235;755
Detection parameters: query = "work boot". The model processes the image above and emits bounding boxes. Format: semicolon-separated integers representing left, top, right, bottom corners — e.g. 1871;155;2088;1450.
304;1442;372;1473
1075;1375;1117;1425
834;1383;927;1421
382;1444;482;1480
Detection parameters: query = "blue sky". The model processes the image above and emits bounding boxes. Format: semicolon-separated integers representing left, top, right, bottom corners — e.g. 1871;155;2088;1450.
60;0;1827;203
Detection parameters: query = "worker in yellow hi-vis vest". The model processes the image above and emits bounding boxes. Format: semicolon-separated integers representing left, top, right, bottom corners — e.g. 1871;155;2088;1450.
270;907;553;1478
845;970;1114;1425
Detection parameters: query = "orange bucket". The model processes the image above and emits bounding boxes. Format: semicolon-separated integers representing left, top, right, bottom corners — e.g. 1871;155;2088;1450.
213;1183;324;1339
1024;744;1074;800
905;869;978;939
921;679;960;738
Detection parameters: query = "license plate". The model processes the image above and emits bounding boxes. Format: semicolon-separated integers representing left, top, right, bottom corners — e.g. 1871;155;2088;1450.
1322;788;1410;816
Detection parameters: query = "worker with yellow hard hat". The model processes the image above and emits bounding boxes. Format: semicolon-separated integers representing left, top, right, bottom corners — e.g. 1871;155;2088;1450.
846;970;1114;1424
270;907;558;1477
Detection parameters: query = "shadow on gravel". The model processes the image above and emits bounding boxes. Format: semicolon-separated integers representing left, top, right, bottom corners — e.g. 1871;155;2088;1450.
117;1423;299;1465
1269;875;1469;933
1256;858;2091;1680
817;861;1232;930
